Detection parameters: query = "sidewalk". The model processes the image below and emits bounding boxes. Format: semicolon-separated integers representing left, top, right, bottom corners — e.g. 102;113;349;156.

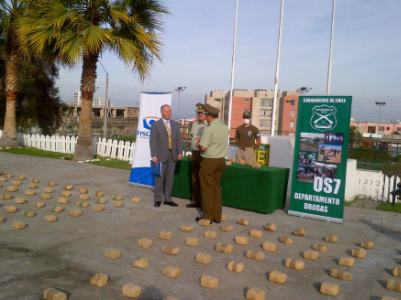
0;152;401;300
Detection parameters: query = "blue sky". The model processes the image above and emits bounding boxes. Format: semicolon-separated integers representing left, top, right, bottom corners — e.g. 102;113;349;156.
57;0;401;121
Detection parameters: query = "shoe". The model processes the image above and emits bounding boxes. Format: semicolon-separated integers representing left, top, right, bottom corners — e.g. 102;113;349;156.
195;217;212;224
186;203;200;208
154;201;161;207
164;201;178;207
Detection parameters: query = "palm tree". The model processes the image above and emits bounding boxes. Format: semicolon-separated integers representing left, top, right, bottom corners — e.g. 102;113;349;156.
0;0;27;147
19;0;168;161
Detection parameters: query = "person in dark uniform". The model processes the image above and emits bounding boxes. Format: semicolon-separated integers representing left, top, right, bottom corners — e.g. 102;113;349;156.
186;103;207;208
195;104;229;224
235;111;261;167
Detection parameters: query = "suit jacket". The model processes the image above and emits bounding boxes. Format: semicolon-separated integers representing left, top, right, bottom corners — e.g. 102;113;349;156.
150;119;183;162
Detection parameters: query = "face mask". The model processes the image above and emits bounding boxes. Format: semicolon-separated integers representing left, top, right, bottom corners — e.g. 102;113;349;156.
243;119;250;125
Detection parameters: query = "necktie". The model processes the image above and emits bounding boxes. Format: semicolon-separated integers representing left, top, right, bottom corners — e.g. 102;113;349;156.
164;120;173;150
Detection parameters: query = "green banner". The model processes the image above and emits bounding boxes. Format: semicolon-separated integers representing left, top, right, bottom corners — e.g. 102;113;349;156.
288;96;352;223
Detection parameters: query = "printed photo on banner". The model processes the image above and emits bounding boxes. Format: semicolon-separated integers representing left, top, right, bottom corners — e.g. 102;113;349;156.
314;162;337;179
324;133;344;145
297;151;317;183
299;132;324;152
317;144;342;163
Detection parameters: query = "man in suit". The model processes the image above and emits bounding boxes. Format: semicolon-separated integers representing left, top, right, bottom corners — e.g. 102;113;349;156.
150;104;182;207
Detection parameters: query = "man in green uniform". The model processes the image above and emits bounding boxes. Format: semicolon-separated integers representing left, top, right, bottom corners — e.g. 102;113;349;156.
196;104;229;224
186;103;208;208
235;110;261;167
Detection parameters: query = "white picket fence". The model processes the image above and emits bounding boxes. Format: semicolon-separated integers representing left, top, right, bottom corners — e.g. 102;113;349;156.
16;133;136;162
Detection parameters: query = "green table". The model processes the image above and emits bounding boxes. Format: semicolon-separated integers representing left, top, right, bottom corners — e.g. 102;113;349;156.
172;159;289;213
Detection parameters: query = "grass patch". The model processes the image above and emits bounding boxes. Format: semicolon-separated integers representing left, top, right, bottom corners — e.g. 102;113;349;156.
377;202;401;213
0;146;72;160
89;157;132;170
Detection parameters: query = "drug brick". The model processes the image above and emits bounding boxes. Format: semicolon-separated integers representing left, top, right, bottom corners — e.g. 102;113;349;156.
246;288;266;300
15;197;27;204
203;230;218;239
200;275;219;289
351;248;366;259
162;246;180;255
25;189;36;196
227;261;245;273
79;187;89;194
393;266;401;277
68;209;83;217
113;200;124;208
44;214;58;223
284;258;305;271
162;266;181;279
1;193;13;200
5;205;18;213
220;224;234;232
329;268;352;281
43;288;68;300
338;256;355;267
24;210;36;218
163;297;179;300
0;215;5;223
79;194;90;201
261;242;277;252
64;184;73;190
312;243;328;253
95;191;104;198
121;283;141;298
245;250;265;261
90;273;109;287
93;204;105;212
54;206;65;213
195;252;212;264
278;236;293;245
28;183;38;189
198;218;211;227
235;235;249;245
185;237;199;247
61;191;71;197
320;281;340;296
215;243;234;254
381;296;399;300
268;270;287;284
44;187;54;193
48;180;57;187
12;221;27;230
324;234;338;243
132;258;149;269
360;240;375;249
33;201;46;209
249;229;263;238
138;238;153;249
292;228;306;237
104;249;122;260
159;230;173;240
237;218;249;226
131;197;141;204
221;214;228;221
180;224;194;232
386;280;401;292
6;185;18;192
303;250;319;261
57;197;69;205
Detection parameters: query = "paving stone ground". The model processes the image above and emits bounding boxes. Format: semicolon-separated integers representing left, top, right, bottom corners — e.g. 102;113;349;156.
1;152;401;300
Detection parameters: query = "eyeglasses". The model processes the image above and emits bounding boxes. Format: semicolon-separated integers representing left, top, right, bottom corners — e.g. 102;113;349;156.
197;112;204;115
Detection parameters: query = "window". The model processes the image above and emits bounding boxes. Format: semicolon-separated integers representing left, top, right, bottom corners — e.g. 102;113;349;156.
289;110;295;117
290;122;294;128
260;98;272;107
387;127;390;130
378;126;385;131
368;126;376;133
259;119;269;127
259;109;271;117
397;127;401;131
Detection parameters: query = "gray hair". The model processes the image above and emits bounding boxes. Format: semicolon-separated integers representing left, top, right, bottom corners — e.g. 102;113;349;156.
160;104;171;112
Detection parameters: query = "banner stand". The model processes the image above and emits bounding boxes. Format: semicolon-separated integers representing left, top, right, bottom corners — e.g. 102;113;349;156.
129;92;172;187
288;96;352;223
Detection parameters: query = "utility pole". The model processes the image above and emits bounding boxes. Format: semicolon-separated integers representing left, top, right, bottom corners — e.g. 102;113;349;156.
99;61;109;139
326;0;336;95
175;86;186;104
271;0;285;136
375;101;386;149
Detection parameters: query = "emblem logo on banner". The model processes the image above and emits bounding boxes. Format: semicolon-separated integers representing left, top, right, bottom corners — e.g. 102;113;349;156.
310;105;337;131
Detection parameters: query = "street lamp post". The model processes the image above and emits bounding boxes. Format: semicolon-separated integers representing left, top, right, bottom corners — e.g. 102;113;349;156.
375;101;386;149
175;86;186;104
326;0;336;95
99;61;109;139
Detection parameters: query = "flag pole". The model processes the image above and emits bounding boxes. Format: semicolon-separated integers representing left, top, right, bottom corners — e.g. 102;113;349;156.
271;0;285;136
227;0;239;140
326;0;336;95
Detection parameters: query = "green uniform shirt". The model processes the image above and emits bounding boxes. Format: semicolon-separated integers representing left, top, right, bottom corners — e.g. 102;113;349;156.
199;119;229;158
236;124;260;148
190;120;207;151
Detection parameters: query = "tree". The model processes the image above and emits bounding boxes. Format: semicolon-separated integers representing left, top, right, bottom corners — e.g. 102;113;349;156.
0;55;64;135
20;0;168;161
0;0;27;146
349;125;362;148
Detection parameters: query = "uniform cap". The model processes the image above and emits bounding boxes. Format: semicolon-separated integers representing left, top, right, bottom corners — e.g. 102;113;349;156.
243;111;251;119
195;103;205;113
203;104;220;116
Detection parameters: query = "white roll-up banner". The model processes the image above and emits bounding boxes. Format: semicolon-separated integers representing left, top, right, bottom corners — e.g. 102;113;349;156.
129;92;172;186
